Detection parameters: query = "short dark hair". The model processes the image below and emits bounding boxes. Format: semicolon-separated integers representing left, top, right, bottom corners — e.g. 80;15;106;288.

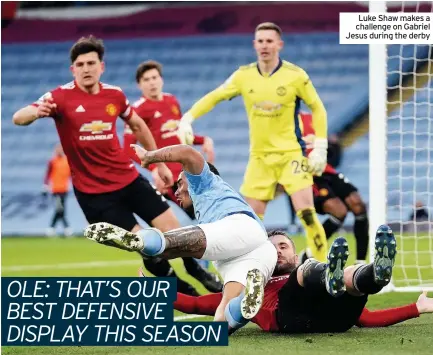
268;229;296;252
136;60;163;83
70;35;105;64
255;22;282;37
207;162;220;176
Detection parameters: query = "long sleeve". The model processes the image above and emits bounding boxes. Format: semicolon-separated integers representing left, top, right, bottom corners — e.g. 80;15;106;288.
173;292;222;316
296;71;327;139
187;70;242;120
356;304;420;328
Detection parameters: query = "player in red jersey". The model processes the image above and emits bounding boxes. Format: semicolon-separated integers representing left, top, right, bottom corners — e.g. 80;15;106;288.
124;60;215;217
123;60;222;293
171;230;433;334
296;112;369;264
12;35;202;296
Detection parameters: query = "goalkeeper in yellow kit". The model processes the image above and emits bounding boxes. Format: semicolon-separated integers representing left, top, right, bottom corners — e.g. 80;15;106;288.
177;22;328;261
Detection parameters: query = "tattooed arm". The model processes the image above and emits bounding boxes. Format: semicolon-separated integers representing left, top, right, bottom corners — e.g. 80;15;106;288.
130;144;204;175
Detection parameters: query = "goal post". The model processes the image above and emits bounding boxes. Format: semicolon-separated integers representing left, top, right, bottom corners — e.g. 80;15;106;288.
369;1;433;292
368;0;388;265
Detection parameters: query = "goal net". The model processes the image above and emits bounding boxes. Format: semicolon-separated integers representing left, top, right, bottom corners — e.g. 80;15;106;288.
369;1;433;292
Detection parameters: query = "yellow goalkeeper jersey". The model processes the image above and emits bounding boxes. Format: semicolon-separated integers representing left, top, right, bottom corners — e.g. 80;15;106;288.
188;59;327;154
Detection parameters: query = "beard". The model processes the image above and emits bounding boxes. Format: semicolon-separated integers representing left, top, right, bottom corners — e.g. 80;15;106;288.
273;260;297;276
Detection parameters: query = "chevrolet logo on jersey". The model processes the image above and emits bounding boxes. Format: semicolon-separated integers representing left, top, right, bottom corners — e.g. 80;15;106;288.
253;101;282;112
161;119;179;132
80;121;112;134
161;119;180;139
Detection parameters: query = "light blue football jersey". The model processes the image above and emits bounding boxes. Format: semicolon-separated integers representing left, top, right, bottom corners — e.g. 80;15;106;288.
184;163;265;230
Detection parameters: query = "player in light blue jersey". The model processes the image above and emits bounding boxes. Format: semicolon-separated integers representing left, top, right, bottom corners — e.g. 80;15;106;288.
85;143;277;331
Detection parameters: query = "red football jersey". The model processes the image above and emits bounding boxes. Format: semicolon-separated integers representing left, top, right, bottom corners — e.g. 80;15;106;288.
299;112;336;175
252;274;290;332
124;93;204;180
32;81;138;194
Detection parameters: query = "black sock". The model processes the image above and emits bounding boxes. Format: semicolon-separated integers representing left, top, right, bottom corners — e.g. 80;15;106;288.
143;258;199;296
142;257;172;277
353;264;383;294
182;257;203;276
322;215;344;239
354;214;369;261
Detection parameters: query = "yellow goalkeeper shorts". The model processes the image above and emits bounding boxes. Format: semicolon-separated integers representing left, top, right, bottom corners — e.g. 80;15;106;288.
240;151;313;201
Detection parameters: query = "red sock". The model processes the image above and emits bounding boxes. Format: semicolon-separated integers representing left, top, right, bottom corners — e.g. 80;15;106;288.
357;304;419;327
174;292;222;316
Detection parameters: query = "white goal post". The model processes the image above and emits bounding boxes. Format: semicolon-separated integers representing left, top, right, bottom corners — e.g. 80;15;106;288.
369;1;433;292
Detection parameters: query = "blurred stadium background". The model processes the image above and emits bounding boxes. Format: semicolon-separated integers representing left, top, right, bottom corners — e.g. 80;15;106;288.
1;1;433;354
3;1;431;236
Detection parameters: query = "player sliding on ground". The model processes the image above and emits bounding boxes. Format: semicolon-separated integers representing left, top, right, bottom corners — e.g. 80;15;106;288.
172;226;410;334
84;143;278;330
177;22;329;262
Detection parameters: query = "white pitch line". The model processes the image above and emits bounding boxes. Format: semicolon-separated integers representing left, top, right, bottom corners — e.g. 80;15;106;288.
173;314;207;321
3;260;140;272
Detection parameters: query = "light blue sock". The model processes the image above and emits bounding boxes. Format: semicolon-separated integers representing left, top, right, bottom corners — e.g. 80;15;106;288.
224;293;248;330
137;229;166;256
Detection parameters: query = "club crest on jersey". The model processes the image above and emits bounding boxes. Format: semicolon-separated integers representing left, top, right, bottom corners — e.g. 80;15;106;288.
80;121;112;134
276;86;287;96
106;104;118;116
171;105;180;116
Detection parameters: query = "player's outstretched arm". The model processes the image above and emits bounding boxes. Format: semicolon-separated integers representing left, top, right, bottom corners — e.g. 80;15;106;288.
13;98;57;126
178;70;241;144
356;292;432;327
174;292;222;316
131;144;205;175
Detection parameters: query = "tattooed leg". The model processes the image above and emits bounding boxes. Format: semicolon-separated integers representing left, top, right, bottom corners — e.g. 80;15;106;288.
159;226;207;259
84;223;206;260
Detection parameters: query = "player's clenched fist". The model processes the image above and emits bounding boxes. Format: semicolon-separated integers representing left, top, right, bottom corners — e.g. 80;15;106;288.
130;144;174;187
37;97;57;118
130;144;151;167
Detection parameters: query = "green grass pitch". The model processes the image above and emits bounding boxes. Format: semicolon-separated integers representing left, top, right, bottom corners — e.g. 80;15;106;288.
2;234;433;354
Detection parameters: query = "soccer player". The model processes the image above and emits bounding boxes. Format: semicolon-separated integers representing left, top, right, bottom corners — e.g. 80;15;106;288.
12;35;200;296
124;60;215;212
173;227;410;334
177;22;329;262
123;60;221;292
299;111;369;264
84;143;278;329
173;279;432;331
43;144;72;237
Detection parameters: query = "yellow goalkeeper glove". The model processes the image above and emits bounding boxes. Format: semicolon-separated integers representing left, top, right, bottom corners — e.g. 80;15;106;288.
177;112;195;145
305;136;328;176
